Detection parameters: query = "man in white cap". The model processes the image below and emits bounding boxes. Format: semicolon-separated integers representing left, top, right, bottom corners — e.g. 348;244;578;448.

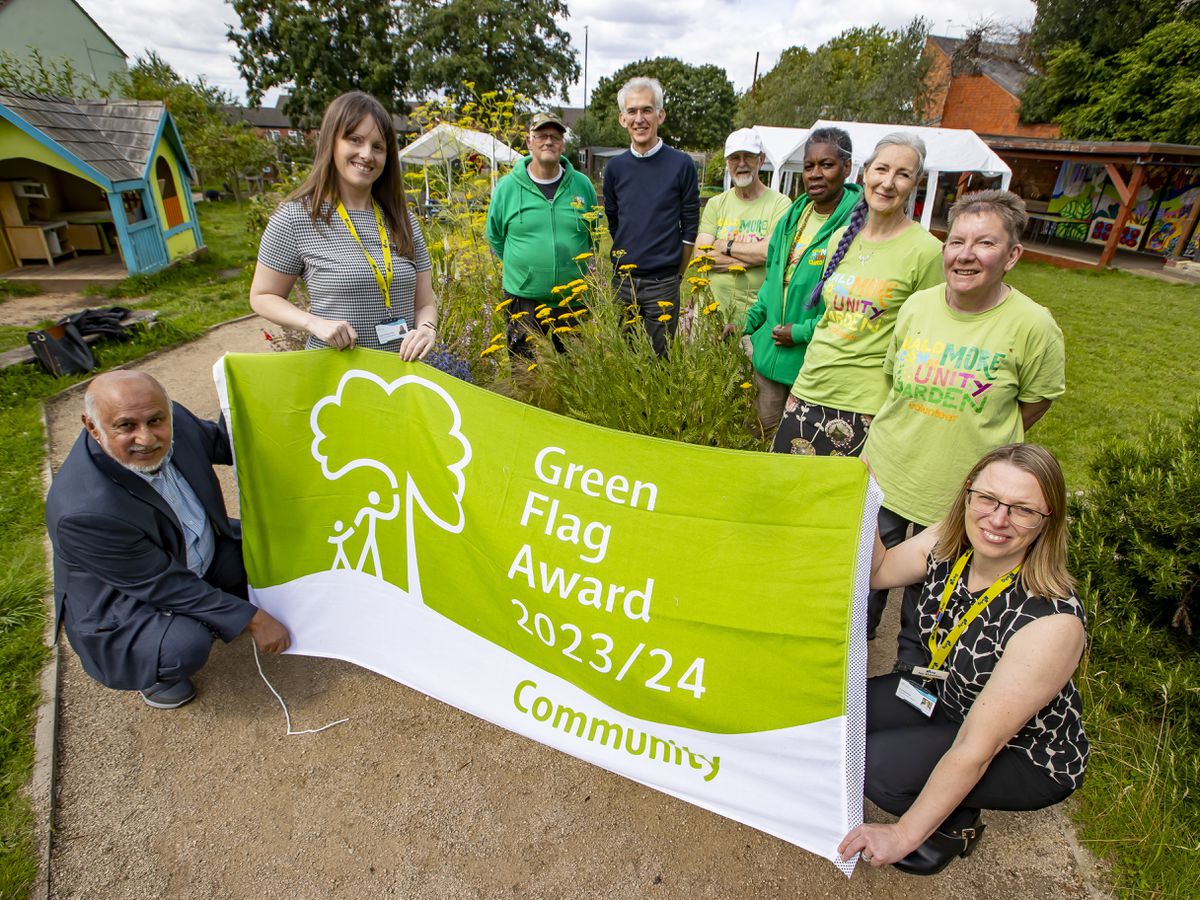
695;128;791;323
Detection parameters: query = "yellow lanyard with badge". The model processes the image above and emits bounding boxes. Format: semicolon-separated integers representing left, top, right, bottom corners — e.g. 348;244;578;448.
336;200;394;308
896;550;1021;717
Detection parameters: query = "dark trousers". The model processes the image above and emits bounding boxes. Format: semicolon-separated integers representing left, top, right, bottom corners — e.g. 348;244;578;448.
865;673;1075;831
615;273;681;357
871;506;925;666
504;293;566;360
153;535;247;686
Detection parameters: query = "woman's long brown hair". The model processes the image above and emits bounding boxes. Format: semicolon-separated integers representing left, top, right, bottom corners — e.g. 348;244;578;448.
287;91;414;258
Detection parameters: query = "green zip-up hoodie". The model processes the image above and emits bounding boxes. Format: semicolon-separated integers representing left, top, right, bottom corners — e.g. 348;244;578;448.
743;183;862;385
485;155;598;302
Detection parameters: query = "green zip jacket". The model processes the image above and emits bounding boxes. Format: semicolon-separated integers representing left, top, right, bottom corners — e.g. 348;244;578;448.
485;155;597;302
743;183;863;385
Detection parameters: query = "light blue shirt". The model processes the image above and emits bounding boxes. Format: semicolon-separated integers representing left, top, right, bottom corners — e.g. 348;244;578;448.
138;453;215;576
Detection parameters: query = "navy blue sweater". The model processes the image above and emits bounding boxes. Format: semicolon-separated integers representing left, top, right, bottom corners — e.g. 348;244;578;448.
602;144;700;277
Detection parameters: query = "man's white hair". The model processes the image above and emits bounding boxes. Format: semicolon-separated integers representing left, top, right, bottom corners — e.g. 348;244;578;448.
617;77;664;112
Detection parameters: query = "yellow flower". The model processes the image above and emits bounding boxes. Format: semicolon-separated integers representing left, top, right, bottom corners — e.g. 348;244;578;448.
697;244;715;252
511;311;529;321
727;264;746;273
480;344;502;357
582;211;599;221
480;90;498;99
694;277;710;287
464;81;476;90
702;301;720;315
553;326;574;334
657;314;672;322
490;331;504;343
656;300;674;309
550;284;569;294
536;308;554;319
740;381;752;389
535;303;549;310
698;264;713;273
623;317;641;325
567;278;586;288
570;199;584;209
618;263;638;271
495;298;514;311
526;362;538;372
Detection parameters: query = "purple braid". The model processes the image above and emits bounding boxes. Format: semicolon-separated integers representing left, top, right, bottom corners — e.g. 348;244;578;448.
806;200;867;309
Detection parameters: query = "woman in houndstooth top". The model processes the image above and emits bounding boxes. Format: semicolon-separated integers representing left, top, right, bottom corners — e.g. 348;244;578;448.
250;91;438;359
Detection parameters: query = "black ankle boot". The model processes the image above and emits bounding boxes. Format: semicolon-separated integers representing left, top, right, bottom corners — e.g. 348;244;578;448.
893;816;986;876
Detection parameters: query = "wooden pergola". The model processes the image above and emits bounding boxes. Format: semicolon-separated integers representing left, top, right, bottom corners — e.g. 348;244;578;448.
985;136;1200;267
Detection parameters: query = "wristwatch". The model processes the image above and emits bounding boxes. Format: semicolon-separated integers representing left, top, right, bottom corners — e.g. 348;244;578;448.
725;238;735;257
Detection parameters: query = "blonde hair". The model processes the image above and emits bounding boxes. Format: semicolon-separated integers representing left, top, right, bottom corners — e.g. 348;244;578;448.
933;443;1075;599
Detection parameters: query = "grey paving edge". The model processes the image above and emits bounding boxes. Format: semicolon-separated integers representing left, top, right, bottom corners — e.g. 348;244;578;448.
27;311;261;900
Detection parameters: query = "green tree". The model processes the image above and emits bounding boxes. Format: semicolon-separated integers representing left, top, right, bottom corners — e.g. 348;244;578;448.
580;57;737;150
1027;0;1184;61
127;53;276;200
227;0;409;128
1020;2;1200;143
738;18;931;128
405;0;578;100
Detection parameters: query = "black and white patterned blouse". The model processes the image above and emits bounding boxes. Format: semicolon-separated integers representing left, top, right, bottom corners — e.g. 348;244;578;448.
258;200;432;351
916;554;1089;790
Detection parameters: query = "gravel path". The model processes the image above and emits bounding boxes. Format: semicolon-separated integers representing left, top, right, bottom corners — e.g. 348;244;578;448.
43;316;1111;898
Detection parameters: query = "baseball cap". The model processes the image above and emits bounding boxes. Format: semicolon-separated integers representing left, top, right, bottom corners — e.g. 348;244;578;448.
725;128;763;157
529;112;567;133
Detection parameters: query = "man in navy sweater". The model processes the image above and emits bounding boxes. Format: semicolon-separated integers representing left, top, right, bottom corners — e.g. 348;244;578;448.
603;77;700;356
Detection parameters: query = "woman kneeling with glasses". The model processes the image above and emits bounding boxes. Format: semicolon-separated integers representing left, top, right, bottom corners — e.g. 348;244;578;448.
839;443;1087;875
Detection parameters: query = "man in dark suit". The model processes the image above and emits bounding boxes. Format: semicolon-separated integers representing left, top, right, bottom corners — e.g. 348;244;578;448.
46;371;289;709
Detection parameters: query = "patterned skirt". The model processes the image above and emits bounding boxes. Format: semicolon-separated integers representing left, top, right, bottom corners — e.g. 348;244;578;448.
770;395;873;457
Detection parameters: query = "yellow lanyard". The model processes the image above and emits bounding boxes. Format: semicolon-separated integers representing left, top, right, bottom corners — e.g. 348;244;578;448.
927;551;1021;671
336;200;394;308
783;203;816;300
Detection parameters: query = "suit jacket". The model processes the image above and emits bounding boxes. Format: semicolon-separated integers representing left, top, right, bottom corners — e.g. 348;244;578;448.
45;402;255;690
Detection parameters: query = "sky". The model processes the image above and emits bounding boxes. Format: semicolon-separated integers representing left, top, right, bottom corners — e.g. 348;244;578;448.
79;0;1039;109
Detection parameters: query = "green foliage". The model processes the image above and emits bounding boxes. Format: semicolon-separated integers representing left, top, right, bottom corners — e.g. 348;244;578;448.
738;19;932;128
406;0;578;102
127;52;277;199
229;0;580;128
0;46;120;97
1067;403;1200;897
1021;2;1199;143
1027;0;1185;61
228;0;410;129
579;58;737;150
1069;405;1200;635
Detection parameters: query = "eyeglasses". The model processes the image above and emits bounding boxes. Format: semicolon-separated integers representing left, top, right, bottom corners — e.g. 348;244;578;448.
966;489;1049;529
530;132;564;145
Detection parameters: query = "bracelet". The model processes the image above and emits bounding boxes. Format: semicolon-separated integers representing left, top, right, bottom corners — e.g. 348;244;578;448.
725;238;734;257
419;322;436;332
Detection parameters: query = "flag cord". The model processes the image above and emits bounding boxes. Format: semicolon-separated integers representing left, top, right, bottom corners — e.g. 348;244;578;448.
252;643;349;735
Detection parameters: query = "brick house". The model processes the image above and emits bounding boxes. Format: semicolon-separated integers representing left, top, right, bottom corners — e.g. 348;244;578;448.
922;34;1059;139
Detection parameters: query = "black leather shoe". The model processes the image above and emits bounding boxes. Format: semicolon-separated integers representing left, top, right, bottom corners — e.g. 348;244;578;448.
893;816;986;876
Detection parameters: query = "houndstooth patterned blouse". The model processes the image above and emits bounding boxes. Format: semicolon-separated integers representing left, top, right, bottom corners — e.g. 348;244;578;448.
258;200;432;351
917;554;1089;790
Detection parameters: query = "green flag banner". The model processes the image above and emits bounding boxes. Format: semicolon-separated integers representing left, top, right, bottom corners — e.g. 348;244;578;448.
215;349;880;875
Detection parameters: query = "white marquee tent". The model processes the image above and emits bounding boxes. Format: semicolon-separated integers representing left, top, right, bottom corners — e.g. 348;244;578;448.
746;121;1012;231
397;123;522;200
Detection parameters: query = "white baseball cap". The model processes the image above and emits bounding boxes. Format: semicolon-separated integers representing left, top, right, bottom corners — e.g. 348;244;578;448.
725;128;763;157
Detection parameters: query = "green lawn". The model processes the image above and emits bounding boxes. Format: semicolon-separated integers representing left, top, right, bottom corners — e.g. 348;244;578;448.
0;211;1196;896
1007;262;1200;488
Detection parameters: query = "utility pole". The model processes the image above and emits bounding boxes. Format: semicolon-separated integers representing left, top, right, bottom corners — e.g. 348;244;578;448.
583;25;589;111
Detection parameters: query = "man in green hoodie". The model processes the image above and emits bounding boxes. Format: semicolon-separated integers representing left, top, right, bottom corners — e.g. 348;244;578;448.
485;112;597;364
735;127;861;437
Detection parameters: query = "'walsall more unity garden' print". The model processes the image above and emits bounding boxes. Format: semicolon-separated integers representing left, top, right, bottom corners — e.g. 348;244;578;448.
215;348;880;875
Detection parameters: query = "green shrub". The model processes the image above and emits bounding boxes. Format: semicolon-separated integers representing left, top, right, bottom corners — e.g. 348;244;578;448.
1069;403;1200;636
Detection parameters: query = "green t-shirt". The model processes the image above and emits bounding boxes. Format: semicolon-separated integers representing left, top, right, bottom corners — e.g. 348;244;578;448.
863;284;1066;525
791;223;943;414
698;187;792;319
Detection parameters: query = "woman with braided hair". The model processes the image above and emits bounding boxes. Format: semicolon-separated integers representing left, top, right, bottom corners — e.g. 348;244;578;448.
770;133;943;457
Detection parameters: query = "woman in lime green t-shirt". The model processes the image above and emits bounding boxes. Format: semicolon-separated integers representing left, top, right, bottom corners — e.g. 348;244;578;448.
770;133;943;457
